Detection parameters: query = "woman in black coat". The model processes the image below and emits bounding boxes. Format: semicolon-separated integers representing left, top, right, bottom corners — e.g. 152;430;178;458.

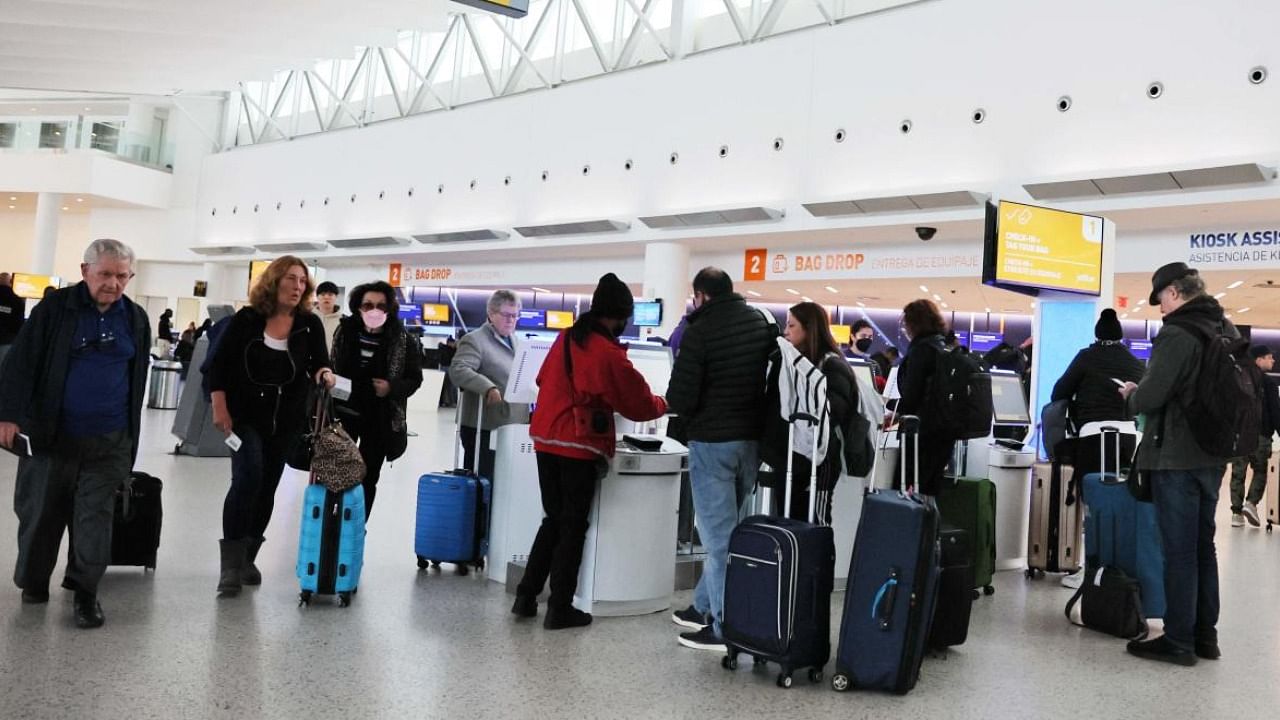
330;281;424;521
894;298;952;498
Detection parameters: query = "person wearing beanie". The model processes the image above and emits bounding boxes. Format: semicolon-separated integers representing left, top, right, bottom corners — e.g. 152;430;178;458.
514;273;668;630
314;280;343;354
1228;344;1280;528
1050;308;1145;431
666;267;779;653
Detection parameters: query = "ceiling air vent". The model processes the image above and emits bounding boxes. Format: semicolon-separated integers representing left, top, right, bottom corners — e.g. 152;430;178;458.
252;241;329;253
413;229;510;244
1024;163;1276;200
639;206;784;229
326;236;413;249
513;220;630;238
804;190;986;217
190;245;256;256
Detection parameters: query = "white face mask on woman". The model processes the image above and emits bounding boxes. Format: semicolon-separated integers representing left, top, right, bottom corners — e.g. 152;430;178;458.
361;309;387;330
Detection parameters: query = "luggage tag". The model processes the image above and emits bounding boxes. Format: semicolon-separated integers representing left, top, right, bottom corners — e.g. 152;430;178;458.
224;433;243;452
331;375;353;401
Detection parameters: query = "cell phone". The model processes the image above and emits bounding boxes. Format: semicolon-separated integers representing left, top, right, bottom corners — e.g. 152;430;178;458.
1111;378;1127;387
224;432;243;451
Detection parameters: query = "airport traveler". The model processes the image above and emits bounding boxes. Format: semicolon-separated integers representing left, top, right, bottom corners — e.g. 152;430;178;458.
1050;308;1146;442
1119;262;1233;666
1229;345;1280;528
893;299;952;500
438;336;458;408
0;239;150;629
450;289;530;485
871;346;900;381
0;272;26;371
207;256;334;597
666;267;777;653
315;280;342;353
330;281;424;521
765;301;857;525
156;308;173;357
513;273;667;630
850;318;887;391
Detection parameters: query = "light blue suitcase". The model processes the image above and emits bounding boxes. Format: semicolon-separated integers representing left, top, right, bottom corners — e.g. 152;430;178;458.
297;484;366;606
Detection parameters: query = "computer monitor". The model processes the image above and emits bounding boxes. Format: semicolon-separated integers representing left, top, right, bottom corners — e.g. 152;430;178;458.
847;358;875;391
625;343;674;396
633;301;663;327
990;371;1030;424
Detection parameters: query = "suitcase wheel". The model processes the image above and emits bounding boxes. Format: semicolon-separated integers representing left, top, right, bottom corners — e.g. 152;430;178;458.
753;656;768;667
983;585;995;596
776;673;793;689
721;654;738;671
298;591;312;607
831;672;851;693
338;592;352;608
1268;522;1273;534
808;668;823;684
971;589;981;601
417;556;429;570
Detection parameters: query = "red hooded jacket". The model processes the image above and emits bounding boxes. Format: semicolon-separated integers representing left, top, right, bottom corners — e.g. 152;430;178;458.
530;327;668;460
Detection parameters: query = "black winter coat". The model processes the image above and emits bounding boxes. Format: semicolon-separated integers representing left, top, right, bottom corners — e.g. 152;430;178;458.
330;316;424;460
1051;342;1146;427
667;294;777;443
895;333;951;496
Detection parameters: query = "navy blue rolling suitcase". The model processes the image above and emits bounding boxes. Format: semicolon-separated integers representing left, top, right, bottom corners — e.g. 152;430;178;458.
415;402;492;571
721;412;836;689
833;416;941;695
297;483;366;607
1081;427;1165;618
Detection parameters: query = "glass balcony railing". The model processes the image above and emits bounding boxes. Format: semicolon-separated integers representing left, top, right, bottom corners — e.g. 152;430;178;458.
0;118;174;172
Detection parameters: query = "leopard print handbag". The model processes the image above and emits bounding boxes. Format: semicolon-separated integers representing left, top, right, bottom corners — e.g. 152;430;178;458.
309;388;366;493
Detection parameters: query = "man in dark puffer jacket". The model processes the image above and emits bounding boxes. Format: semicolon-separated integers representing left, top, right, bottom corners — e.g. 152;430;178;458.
666;267;777;653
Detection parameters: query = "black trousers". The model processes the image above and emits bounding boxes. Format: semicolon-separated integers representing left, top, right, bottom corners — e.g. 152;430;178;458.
517;452;598;609
13;430;131;595
776;455;841;526
222;424;293;541
340;417;389;521
459;426;496;482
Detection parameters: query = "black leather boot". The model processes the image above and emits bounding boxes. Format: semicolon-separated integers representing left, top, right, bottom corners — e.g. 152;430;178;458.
242;538;265;586
218;539;246;597
73;591;104;629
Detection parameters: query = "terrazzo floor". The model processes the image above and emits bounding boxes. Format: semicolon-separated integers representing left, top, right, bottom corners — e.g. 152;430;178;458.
1;388;1278;719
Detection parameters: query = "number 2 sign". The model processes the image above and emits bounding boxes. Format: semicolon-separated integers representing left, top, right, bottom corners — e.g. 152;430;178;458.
744;249;767;281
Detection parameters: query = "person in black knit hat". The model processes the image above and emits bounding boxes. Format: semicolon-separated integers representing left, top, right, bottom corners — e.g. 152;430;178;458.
1050;308;1146;430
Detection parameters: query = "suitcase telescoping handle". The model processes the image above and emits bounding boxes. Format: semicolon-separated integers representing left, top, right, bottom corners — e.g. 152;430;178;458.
784;411;822;525
898;415;921;494
453;393;486;473
1099;426;1122;485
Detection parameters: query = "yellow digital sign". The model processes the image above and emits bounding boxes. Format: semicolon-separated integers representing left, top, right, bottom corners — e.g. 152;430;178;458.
830;324;851;345
11;273;59;300
993;201;1104;295
248;260;271;294
546;310;574;329
421;303;451;325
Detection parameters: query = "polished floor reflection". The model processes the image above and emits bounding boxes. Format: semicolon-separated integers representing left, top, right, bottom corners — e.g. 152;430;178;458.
1;390;1278;719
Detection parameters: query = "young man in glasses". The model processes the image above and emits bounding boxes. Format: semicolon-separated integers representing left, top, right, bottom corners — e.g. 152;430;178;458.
0;239;150;629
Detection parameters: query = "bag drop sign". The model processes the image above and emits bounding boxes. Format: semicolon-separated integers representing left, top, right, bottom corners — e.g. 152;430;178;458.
744;248;865;281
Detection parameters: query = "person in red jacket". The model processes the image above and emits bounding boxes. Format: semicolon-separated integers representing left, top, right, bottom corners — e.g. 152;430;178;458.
512;273;668;630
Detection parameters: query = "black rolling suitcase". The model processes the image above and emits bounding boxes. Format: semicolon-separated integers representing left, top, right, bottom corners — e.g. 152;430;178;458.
111;471;163;570
927;527;974;649
721;412;836;689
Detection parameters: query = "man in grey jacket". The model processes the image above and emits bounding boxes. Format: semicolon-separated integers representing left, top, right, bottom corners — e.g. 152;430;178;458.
450;290;531;485
1120;262;1232;666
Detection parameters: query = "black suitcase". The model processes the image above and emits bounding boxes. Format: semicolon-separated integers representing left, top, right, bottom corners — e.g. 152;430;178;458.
721;411;836;689
927;526;974;649
111;471;163;569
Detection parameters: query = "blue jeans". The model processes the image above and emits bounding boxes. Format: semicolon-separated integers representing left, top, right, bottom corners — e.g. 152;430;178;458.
689;440;759;637
1151;467;1221;650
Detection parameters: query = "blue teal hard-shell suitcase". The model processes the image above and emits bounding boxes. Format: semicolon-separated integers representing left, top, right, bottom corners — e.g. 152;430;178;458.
833;416;941;695
1080;427;1165;618
297;483;366;606
415;402;492;570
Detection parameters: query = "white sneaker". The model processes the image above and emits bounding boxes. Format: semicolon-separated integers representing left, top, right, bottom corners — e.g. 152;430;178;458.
1061;568;1084;589
1231;513;1245;528
1243;501;1261;527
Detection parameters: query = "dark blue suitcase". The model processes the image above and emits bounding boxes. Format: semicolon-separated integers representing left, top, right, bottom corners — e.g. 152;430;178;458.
414;402;492;570
721;411;836;689
833;418;941;695
297;484;366;606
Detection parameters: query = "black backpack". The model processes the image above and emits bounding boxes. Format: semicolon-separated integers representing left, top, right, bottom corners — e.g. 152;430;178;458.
928;340;994;441
1166;321;1261;458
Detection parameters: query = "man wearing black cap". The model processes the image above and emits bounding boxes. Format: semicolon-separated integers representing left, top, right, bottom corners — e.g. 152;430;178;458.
1118;262;1236;666
1228;345;1280;528
315;281;342;353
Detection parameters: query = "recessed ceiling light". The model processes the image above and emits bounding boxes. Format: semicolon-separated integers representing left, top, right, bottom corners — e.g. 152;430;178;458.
1226;313;1233;319
984;307;991;313
1228;280;1244;289
1136;299;1145;306
932;294;942;302
61;206;68;211
801;296;813;302
1121;313;1129;319
530;286;550;293
746;290;762;297
7;205;14;210
940;302;949;308
29;107;36;112
7;196;14;201
856;301;866;307
785;288;800;296
1214;292;1226;299
1030;301;1037;307
84;107;91;112
1238;307;1251;313
919;285;929;293
824;286;838;294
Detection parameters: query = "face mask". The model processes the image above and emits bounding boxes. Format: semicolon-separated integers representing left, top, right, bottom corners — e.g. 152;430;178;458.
362;309;387;329
855;337;873;353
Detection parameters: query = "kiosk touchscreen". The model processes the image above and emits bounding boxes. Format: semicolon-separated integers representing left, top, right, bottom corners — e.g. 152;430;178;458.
625;343;674;397
990;371;1031;426
847;358;875;390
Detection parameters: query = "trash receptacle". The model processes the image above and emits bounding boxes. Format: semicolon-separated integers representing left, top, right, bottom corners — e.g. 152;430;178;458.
148;361;183;410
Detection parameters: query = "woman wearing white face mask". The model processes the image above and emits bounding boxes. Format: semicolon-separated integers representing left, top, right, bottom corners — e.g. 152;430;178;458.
330;281;424;520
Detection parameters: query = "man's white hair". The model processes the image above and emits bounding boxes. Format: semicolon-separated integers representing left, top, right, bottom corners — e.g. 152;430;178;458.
83;238;136;266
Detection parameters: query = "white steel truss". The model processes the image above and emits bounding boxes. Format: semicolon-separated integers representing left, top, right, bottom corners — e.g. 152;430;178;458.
230;0;926;147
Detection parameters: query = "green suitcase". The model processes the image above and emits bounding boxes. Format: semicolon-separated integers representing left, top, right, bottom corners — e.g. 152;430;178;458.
937;476;997;597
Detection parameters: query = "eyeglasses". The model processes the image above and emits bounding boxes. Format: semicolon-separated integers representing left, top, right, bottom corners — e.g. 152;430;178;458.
359;302;389;312
493;311;519;321
74;330;116;352
91;270;134;283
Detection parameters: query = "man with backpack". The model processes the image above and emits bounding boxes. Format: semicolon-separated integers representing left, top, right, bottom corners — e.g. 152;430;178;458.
1228;345;1280;528
1119;262;1248;667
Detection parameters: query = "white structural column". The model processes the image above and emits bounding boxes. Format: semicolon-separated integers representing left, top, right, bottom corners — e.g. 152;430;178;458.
31;192;61;275
641;242;691;339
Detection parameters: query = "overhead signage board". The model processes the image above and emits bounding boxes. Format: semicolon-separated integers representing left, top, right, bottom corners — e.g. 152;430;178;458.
986;200;1104;296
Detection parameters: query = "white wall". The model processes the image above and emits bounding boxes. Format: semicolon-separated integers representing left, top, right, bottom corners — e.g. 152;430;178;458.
0;210;93;280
